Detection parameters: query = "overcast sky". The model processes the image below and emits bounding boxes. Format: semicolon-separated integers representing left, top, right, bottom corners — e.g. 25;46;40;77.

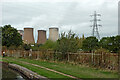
1;0;119;42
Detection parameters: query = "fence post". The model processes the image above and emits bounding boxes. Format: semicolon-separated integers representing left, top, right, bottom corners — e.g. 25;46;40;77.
54;51;55;61
92;50;95;65
37;51;39;60
68;52;70;62
118;51;120;77
29;50;32;59
92;51;93;65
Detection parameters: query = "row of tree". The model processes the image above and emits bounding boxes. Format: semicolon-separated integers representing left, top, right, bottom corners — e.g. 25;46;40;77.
1;25;120;53
82;36;120;53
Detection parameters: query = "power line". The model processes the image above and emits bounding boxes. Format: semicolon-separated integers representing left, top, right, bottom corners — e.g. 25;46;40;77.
90;11;102;40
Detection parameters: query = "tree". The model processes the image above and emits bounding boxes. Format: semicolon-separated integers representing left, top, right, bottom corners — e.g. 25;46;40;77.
99;37;110;49
2;25;23;47
57;30;79;53
108;36;120;53
78;34;85;49
99;36;120;53
82;36;98;52
114;35;120;53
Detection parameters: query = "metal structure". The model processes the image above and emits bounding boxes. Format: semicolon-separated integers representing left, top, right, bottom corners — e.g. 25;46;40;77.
118;3;120;74
90;11;102;40
18;30;24;40
23;28;35;44
37;30;46;44
49;27;59;41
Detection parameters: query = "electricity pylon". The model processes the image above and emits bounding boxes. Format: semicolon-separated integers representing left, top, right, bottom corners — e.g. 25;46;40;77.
90;11;102;40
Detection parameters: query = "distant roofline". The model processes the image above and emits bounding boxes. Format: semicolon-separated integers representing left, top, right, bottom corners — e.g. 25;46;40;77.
24;26;33;28
38;30;46;32
24;28;34;29
49;27;58;29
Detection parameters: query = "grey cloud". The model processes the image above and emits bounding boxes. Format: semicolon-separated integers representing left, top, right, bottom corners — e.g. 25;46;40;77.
2;0;118;41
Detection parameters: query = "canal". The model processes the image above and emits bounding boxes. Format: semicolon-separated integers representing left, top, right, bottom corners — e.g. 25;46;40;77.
1;62;27;80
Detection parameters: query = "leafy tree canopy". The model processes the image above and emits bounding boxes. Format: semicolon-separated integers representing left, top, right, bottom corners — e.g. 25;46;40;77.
99;36;120;53
2;25;23;47
57;30;80;53
82;36;98;52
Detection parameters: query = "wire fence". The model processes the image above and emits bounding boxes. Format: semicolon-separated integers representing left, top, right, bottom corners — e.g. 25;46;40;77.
4;50;119;71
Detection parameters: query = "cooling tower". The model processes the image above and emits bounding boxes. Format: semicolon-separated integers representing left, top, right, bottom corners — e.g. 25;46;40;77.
49;27;59;41
37;30;46;44
23;28;35;44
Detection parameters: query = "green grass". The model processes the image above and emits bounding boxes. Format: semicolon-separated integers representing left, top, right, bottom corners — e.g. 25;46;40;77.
0;56;2;61
3;58;71;80
3;57;119;78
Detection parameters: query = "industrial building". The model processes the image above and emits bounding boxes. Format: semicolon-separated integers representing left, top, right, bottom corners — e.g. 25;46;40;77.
18;30;24;40
37;30;46;44
49;27;59;41
23;28;35;44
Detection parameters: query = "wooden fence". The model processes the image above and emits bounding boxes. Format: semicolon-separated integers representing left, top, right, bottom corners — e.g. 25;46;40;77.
5;50;119;70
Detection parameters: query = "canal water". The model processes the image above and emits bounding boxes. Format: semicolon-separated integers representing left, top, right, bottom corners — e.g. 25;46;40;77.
2;62;26;80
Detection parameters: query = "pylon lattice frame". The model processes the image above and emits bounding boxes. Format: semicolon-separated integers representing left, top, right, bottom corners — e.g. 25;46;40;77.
90;11;102;40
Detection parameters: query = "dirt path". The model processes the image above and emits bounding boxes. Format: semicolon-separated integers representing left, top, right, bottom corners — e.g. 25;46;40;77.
5;58;82;80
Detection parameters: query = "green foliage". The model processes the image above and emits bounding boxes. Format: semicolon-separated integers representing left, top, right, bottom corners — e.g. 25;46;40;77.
99;37;109;49
2;24;119;53
57;30;80;53
39;40;58;50
2;25;23;47
78;34;85;49
31;44;41;51
114;35;120;52
8;45;17;50
82;36;98;52
99;36;120;53
23;44;31;50
2;46;7;51
17;45;24;50
95;48;109;54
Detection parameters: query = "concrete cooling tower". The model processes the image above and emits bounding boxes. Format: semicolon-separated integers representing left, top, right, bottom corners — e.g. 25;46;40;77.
23;28;35;44
37;30;46;44
49;27;59;41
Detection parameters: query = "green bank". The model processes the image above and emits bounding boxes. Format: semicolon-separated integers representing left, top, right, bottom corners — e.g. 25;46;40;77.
3;57;118;79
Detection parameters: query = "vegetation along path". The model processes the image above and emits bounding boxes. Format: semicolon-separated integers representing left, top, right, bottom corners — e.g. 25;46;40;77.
3;57;118;79
7;58;80;79
3;57;80;80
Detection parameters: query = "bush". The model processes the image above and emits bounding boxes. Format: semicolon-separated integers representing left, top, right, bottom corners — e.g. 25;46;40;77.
8;45;17;50
23;44;31;50
39;40;58;50
95;48;109;54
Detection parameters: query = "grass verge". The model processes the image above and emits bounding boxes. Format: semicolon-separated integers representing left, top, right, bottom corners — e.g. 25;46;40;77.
3;57;119;78
3;58;71;80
